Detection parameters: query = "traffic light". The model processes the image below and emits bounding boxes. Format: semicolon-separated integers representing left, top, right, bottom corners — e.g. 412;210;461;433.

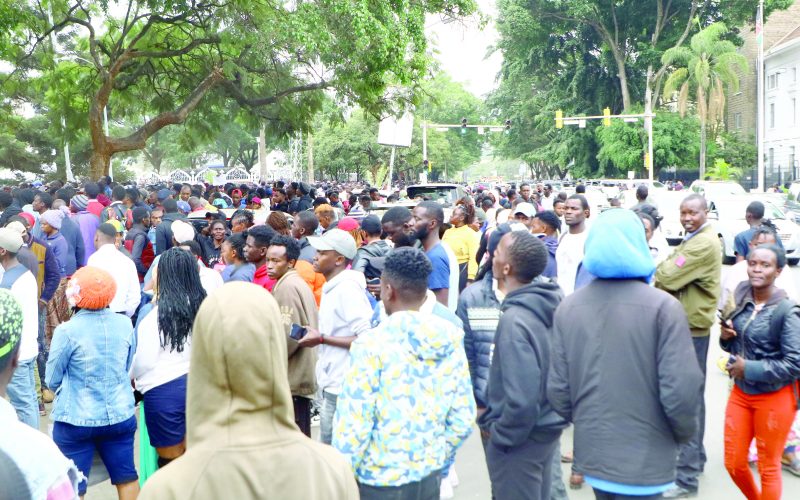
461;117;467;134
603;107;611;127
505;119;511;130
423;159;430;171
555;110;563;129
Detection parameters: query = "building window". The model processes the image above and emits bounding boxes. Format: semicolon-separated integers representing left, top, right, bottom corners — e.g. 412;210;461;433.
770;102;775;128
791;146;796;173
769;148;774;169
734;112;743;129
768;73;779;89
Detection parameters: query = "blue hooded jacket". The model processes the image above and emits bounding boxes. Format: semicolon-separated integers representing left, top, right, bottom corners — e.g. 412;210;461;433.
582;209;655;282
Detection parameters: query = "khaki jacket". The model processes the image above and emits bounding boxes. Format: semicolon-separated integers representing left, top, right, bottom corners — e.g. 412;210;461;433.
271;268;318;397
140;282;357;500
655;224;721;335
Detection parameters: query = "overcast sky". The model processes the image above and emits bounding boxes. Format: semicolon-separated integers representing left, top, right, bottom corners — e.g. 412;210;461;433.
427;0;503;98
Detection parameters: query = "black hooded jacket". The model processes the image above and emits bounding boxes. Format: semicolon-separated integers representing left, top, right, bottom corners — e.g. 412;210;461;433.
478;280;567;449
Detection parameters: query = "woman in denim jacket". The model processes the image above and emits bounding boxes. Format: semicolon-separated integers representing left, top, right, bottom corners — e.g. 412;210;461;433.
46;266;138;500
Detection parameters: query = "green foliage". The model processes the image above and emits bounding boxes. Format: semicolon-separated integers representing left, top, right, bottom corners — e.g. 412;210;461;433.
313;73;484;182
706;158;744;181
0;0;478;176
488;0;794;180
711;132;758;171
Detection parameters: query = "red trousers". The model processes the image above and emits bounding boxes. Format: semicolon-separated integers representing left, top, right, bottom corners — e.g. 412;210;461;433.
724;384;796;500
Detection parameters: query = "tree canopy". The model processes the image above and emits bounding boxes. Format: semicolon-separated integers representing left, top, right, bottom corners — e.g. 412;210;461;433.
1;0;477;178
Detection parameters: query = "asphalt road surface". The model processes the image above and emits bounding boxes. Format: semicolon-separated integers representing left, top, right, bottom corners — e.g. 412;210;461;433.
71;264;800;499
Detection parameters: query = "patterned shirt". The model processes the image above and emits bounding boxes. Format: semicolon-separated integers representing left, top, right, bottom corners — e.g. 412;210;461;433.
333;310;475;487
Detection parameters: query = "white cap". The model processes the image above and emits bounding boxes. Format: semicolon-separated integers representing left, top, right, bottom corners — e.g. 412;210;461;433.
308;228;357;260
514;202;536;218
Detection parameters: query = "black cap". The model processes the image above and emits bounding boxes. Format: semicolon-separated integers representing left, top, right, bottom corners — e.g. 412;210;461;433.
360;214;382;235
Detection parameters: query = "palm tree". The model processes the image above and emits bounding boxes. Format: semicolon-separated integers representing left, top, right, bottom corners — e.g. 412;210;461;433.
662;23;748;179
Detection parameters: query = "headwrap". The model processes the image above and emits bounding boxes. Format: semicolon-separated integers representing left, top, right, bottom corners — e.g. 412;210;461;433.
65;267;117;310
583;208;656;281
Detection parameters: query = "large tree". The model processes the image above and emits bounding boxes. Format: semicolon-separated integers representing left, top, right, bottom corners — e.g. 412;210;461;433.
1;0;477;178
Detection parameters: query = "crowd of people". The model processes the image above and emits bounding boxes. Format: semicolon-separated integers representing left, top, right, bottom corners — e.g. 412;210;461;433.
0;175;798;500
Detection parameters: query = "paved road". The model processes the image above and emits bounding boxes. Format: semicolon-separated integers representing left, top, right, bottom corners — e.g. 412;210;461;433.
74;265;800;499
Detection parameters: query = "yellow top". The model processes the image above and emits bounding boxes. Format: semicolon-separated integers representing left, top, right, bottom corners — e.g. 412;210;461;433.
442;225;479;280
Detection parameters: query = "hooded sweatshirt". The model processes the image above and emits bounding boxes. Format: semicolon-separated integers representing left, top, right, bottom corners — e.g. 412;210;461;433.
316;269;373;395
478;280;567;448
139;283;358;500
333;310;476;487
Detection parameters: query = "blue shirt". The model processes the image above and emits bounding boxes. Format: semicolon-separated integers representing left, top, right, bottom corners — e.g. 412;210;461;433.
45;233;68;278
734;227;784;258
585;476;673;496
426;243;450;291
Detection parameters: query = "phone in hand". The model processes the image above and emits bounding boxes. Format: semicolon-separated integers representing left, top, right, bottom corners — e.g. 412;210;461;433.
366;277;380;286
289;324;307;341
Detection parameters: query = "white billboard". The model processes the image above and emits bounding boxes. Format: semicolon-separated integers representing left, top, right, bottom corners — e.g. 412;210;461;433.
377;112;414;148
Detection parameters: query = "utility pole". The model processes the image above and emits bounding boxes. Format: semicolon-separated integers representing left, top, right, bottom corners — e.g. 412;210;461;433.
757;0;766;192
258;125;268;181
306;133;314;183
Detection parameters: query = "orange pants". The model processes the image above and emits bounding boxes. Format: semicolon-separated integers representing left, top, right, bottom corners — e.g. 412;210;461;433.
724;384;796;500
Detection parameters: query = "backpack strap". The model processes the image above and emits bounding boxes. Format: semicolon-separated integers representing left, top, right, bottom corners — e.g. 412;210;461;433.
0;264;29;290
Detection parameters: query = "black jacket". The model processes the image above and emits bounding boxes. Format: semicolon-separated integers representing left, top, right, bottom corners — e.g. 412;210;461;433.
547;279;702;486
351;240;390;280
154;212;186;256
0;202;22;228
721;282;800;395
456;272;501;409
478;281;567;449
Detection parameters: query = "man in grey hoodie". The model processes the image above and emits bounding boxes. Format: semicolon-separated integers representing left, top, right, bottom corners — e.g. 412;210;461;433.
478;230;566;499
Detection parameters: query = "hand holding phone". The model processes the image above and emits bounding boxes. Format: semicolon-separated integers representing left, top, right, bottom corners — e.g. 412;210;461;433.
289;324;307;341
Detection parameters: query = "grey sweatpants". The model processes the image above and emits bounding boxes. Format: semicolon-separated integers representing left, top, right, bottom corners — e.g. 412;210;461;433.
486;434;560;500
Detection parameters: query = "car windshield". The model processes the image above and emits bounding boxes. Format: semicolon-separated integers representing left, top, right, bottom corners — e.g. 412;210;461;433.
699;182;746;197
406;186;458;204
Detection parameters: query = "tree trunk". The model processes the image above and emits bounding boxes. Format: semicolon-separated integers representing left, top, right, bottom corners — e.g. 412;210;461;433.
699;122;707;180
89;151;111;179
614;52;632;112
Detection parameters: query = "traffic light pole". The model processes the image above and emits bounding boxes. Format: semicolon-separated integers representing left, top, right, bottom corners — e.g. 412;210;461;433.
421;120;510;171
556;111;655;182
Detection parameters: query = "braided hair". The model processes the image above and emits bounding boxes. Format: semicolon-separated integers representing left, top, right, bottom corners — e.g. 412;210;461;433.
156;248;206;353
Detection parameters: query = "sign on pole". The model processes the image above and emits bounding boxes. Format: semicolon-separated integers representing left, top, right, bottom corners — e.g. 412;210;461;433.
377;113;414;147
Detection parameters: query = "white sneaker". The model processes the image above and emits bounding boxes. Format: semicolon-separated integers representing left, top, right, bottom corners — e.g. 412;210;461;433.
439;476;454;499
449;465;459;487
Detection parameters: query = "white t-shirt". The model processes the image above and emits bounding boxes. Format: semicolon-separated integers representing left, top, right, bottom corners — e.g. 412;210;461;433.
130;306;191;394
555;230;588;297
0;264;39;361
87;244;141;316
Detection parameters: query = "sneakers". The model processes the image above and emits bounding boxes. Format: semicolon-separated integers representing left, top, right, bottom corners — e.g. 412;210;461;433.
439;476;454;499
783;453;800;477
42;388;55;404
661;486;698;498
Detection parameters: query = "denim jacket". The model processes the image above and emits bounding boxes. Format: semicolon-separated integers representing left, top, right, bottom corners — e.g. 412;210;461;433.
46;308;136;426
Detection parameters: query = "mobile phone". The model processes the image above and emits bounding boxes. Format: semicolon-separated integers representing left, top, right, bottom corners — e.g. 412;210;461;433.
289;324;307;341
367;278;380;286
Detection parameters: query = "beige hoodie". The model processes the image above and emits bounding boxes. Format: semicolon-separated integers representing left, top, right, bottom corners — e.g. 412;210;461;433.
140;282;358;500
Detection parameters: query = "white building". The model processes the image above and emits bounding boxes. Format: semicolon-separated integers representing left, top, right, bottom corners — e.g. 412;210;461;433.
764;32;800;186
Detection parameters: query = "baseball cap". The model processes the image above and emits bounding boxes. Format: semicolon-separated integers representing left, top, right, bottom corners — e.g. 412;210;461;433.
171;220;196;244
157;188;172;201
177;201;191;214
108;219;124;234
514;202;536;218
0;228;24;253
308;228;357;260
360;214;382;235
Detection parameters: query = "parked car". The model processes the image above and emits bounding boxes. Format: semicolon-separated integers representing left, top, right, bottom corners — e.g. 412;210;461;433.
690;180;746;198
710;196;799;266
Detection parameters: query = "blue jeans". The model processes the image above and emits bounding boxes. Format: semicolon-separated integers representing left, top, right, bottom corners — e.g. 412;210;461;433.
676;334;709;491
36;306;48;391
320;390;338;445
8;358;40;429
